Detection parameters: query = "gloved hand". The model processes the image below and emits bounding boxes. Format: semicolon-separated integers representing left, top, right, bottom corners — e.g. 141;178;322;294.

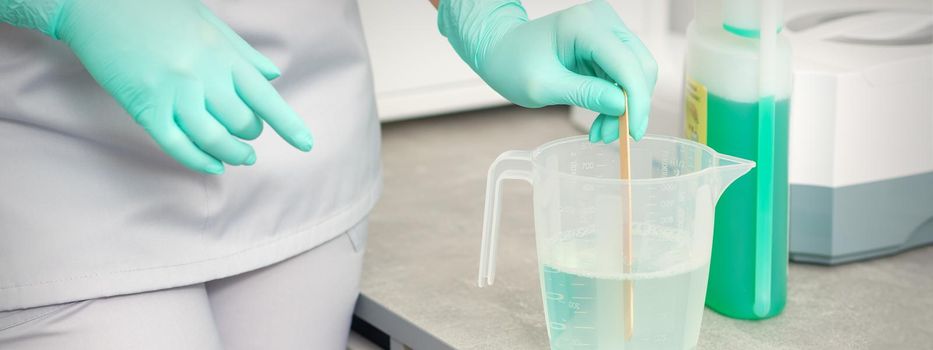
438;0;657;142
1;0;313;174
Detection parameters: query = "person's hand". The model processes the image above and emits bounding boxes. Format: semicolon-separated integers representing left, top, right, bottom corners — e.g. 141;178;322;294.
438;0;657;142
53;0;313;174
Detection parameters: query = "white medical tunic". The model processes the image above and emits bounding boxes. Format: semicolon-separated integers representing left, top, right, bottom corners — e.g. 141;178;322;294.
0;0;381;311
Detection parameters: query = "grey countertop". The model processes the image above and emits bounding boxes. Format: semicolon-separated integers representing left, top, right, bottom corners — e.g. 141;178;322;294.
357;105;933;350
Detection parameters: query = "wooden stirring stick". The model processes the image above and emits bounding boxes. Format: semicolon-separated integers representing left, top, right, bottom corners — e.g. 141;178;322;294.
619;90;634;341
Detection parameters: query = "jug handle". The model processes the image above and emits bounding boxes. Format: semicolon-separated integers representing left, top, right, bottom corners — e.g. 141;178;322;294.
479;150;533;287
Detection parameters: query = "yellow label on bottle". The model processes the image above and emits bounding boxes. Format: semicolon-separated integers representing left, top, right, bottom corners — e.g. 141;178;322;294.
684;78;708;144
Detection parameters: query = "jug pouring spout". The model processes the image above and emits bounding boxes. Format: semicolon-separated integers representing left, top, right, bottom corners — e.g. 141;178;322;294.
712;153;755;201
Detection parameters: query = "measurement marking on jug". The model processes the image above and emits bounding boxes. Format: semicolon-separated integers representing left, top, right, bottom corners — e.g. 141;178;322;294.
573;326;596;330
571;296;593;300
556;226;596;241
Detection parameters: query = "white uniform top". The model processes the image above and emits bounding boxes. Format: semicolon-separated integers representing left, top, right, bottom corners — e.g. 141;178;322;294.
0;0;381;311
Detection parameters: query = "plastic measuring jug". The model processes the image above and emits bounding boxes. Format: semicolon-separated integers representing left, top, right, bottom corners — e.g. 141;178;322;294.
480;135;753;350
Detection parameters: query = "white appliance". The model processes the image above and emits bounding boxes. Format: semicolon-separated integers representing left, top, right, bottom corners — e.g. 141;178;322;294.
782;0;933;264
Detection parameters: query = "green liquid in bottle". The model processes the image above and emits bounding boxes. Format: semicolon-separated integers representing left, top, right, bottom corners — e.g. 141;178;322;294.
704;93;789;319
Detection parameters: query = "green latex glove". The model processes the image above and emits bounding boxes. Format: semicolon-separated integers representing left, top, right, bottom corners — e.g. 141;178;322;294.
438;0;657;142
1;0;313;174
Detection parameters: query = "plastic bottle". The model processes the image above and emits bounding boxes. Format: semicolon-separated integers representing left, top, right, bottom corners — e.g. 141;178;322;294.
683;0;792;319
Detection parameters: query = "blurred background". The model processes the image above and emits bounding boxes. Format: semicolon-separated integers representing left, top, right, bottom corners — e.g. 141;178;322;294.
358;0;933;265
350;1;933;349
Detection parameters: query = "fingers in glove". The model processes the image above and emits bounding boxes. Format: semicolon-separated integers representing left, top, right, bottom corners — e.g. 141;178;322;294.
598;113;620;144
176;83;257;166
587;0;658;89
589;114;605;143
615;30;659;91
233;63;313;152
540;70;628;117
136;101;225;174
206;80;264;140
587;38;650;140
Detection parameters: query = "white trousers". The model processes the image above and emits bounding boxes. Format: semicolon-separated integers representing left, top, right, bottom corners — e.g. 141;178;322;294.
0;222;368;350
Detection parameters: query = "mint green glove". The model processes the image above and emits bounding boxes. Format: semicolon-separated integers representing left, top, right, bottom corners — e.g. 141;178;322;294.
1;0;313;174
438;0;657;142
